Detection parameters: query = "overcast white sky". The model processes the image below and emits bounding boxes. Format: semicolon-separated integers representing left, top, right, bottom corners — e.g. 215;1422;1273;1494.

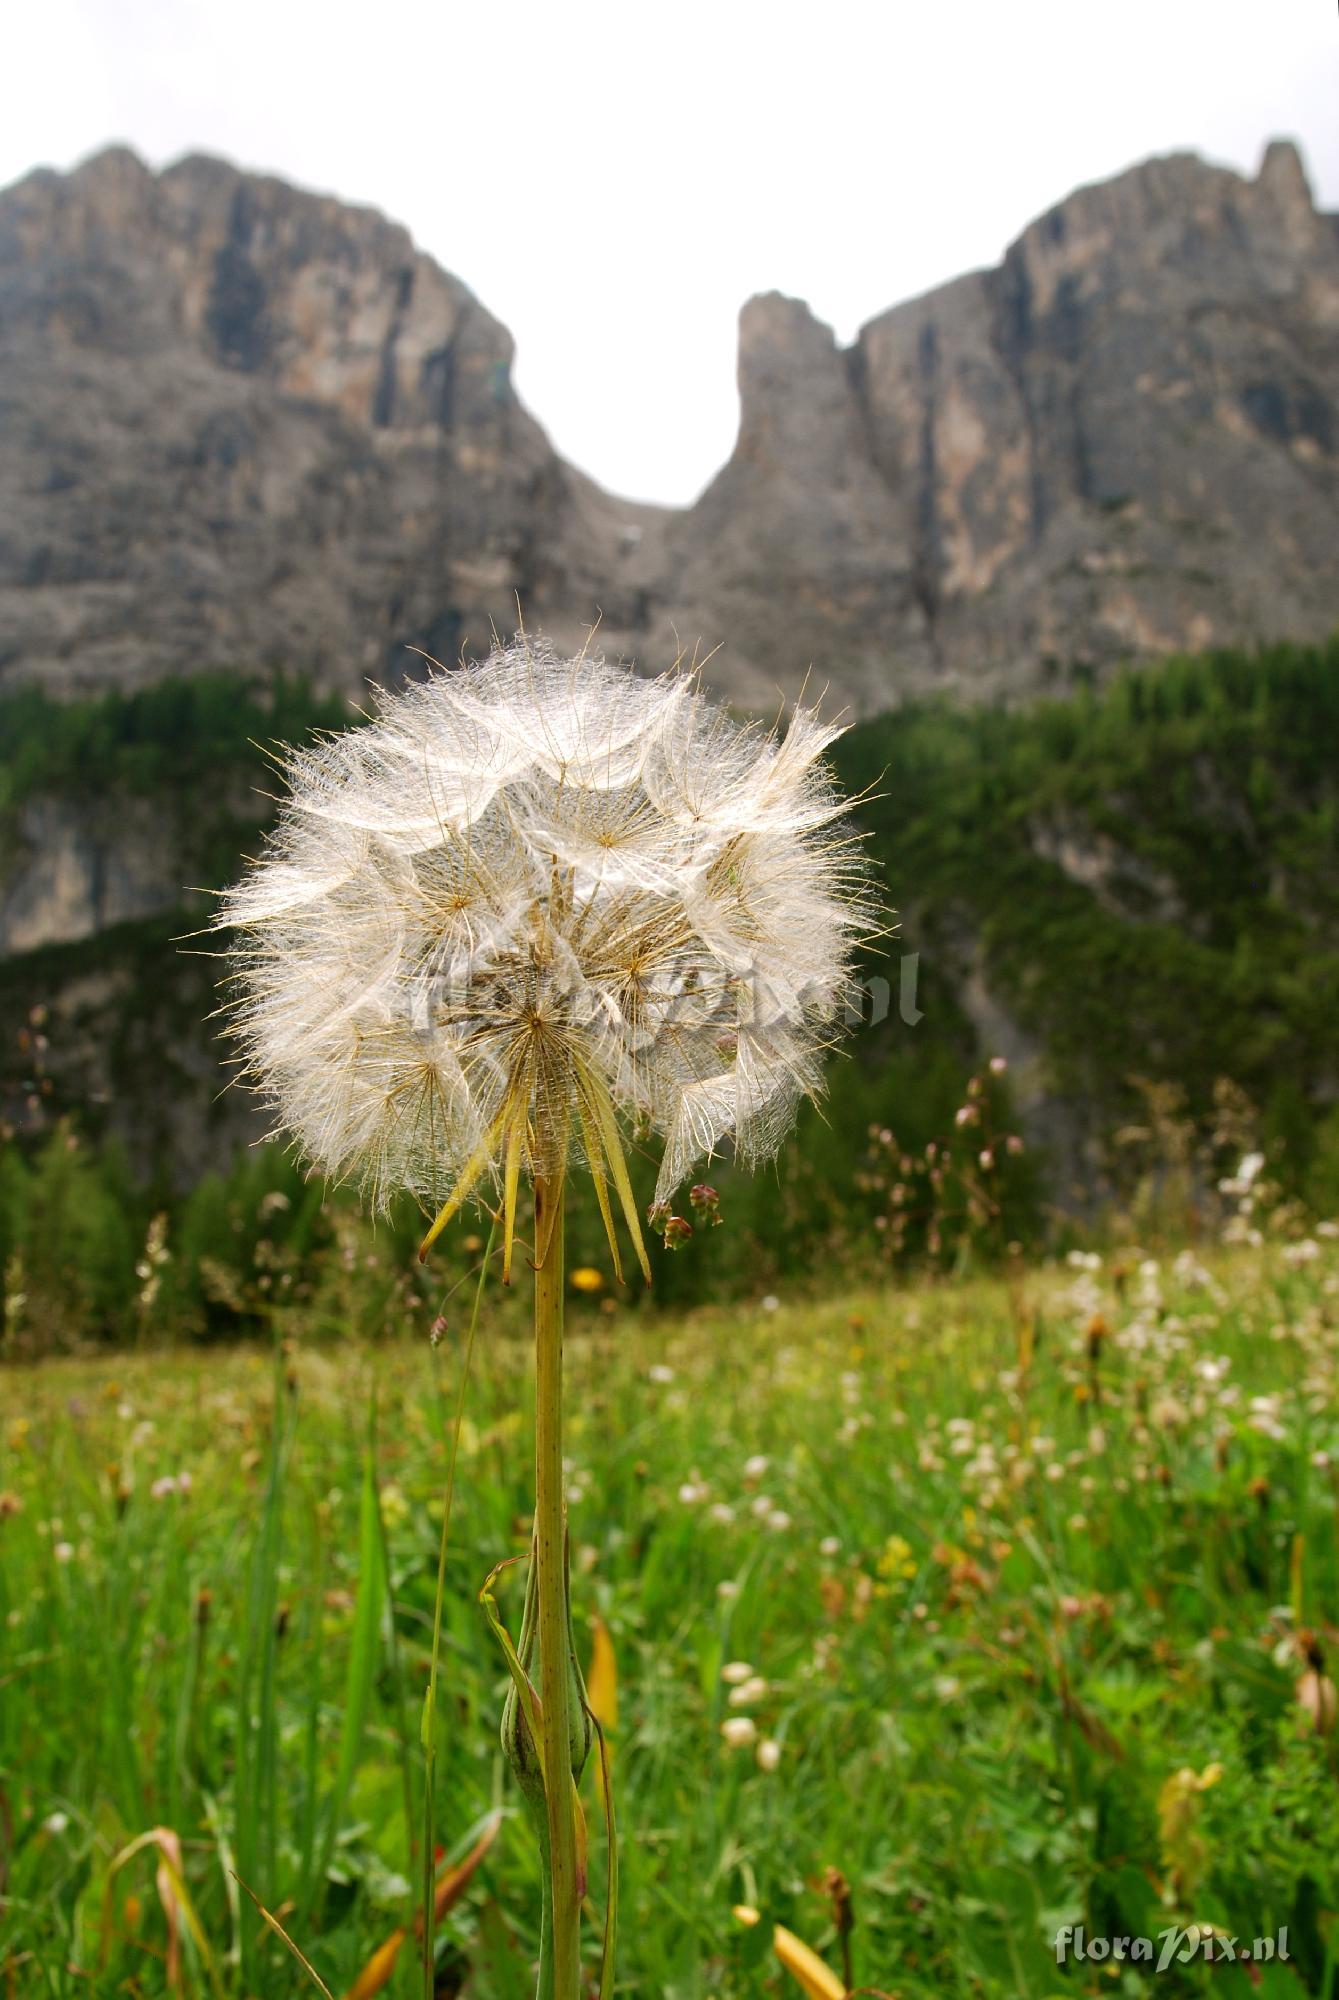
5;0;1338;504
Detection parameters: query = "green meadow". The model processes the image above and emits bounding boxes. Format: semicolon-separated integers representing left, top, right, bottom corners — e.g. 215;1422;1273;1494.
4;634;1339;1996
2;1227;1337;1998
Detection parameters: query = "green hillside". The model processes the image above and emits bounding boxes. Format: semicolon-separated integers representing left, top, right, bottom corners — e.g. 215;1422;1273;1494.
834;636;1339;1197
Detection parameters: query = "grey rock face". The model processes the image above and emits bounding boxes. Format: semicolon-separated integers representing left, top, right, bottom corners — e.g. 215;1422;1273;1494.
0;145;663;698
1;139;1336;720
658;140;1339;711
0;795;181;954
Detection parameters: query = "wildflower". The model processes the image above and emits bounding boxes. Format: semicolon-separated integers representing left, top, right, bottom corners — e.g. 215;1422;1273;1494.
728;1675;770;1706
569;1266;604;1293
1247;1395;1288;1441
878;1534;917;1581
647;1363;675;1384
215;637;876;1282
742;1454;770;1481
721;1660;754;1684
212;635;879;2000
756;1737;782;1771
720;1715;758;1747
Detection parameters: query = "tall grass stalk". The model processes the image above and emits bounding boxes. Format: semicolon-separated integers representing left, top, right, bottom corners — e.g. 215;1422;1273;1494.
421;1221;497;1998
234;1348;293;1986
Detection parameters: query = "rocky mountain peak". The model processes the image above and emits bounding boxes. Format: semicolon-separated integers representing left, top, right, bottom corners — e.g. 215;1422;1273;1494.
1;139;1336;717
1257;135;1315;212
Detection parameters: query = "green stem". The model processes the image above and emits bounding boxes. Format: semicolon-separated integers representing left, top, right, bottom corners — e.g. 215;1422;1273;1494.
534;1176;581;2000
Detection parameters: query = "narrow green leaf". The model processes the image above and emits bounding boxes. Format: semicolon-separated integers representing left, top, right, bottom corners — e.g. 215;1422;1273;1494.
305;1417;386;1915
591;1713;619;1999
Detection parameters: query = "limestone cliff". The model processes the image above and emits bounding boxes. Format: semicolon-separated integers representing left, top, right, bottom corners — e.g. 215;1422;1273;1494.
0;145;663;699
658;141;1339;708
2;139;1337;720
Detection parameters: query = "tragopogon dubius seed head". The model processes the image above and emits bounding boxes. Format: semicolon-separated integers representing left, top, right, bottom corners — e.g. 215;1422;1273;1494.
215;638;880;1279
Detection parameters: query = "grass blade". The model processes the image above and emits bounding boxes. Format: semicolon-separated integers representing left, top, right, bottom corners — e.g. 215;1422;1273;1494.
590;1714;618;1999
421;1221;496;1999
304;1407;386;1917
234;1872;335;1998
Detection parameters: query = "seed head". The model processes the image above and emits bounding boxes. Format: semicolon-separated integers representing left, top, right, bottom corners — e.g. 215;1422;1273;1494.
216;637;877;1276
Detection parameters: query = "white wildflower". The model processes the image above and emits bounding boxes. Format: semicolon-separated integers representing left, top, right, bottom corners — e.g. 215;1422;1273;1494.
728;1675;770;1707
